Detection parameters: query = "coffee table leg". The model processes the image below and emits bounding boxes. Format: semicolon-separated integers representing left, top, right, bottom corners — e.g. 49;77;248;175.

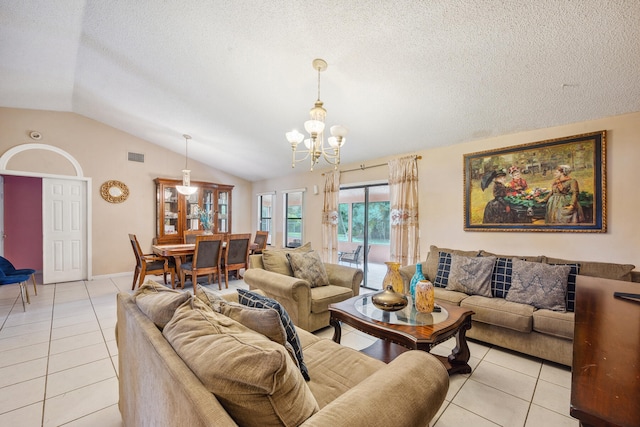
330;318;342;343
447;316;472;374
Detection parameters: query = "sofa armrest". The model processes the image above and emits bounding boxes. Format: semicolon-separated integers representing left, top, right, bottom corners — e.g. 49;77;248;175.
399;264;416;288
324;263;363;296
300;351;448;427
243;268;312;327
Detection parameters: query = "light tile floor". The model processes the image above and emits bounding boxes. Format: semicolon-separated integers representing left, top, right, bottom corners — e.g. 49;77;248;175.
0;274;578;426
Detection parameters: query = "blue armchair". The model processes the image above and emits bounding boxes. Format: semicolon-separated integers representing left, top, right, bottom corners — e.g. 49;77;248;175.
0;256;37;296
0;269;32;310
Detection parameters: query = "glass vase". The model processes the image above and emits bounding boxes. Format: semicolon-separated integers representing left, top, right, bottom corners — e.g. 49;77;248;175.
415;280;435;313
409;263;426;301
382;261;404;294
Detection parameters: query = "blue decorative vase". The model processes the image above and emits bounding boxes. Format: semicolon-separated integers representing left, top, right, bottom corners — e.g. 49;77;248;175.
409;263;426;301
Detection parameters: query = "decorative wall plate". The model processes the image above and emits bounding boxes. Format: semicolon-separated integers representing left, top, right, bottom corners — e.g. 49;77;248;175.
100;180;129;203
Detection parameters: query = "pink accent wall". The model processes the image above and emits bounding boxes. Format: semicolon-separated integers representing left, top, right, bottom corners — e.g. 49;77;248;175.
3;175;43;270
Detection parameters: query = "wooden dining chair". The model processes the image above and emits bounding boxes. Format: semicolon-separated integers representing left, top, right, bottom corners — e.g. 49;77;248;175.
129;234;176;290
223;233;252;288
180;234;224;292
183;229;207;244
251;231;269;254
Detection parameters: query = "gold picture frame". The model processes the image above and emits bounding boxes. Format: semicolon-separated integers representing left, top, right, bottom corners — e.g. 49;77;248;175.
463;131;606;232
100;180;130;204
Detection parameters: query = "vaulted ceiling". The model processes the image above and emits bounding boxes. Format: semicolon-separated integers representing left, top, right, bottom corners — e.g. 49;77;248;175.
2;1;639;181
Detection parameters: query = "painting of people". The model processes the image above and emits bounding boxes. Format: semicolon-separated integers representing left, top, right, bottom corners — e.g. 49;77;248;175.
464;131;606;232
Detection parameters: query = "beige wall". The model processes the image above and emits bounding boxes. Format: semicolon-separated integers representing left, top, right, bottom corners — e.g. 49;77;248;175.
253;111;640;269
0;108;253;277
3;107;638;279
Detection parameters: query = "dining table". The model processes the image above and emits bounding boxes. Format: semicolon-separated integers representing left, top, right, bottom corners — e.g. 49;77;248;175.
151;241;257;287
152;244;195;287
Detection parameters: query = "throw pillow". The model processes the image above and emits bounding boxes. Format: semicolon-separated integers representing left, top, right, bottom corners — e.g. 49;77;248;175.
490;257;513;298
425;245;480;281
237;288;310;380
195;286;299;368
194;285;224;305
262;242;312;276
433;252;452;288
162;298;318;426
133;279;190;329
446;254;496;297
549;263;581;312
286;250;330;288
506;259;571;311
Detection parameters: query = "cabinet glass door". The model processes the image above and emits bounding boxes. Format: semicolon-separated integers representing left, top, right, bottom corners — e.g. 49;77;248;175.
163;186;179;237
185;191;200;231
201;188;214;232
217;190;229;233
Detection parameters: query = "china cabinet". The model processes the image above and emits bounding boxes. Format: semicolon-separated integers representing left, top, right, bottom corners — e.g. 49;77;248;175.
154;178;233;244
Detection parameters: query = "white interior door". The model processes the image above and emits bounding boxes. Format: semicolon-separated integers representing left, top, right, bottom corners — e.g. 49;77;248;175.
43;178;87;283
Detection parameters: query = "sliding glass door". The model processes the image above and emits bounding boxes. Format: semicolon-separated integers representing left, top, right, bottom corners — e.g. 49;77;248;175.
338;184;390;290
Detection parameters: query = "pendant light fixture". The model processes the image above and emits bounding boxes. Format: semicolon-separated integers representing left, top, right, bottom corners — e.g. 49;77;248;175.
286;58;348;171
176;134;198;196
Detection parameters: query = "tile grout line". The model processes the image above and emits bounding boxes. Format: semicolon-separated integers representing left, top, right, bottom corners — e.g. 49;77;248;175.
41;281;58;427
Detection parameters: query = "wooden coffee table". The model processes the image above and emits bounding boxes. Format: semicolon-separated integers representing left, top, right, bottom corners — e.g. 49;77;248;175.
329;294;474;374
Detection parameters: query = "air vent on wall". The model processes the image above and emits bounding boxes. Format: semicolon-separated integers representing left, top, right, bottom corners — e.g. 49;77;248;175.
128;152;145;163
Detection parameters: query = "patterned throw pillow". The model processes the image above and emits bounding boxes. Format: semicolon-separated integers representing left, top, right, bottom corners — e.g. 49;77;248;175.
286;250;330;288
549;263;581;312
506;259;571;311
446;254;496;297
491;257;514;298
237;289;310;380
433;252;453;288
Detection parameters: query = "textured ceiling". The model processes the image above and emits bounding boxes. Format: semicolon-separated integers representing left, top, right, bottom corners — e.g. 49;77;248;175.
1;1;639;181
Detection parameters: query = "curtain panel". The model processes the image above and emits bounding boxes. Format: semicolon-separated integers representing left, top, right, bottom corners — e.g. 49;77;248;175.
388;156;420;266
321;171;340;263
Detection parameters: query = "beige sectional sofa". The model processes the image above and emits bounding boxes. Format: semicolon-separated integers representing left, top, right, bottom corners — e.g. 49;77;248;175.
116;282;448;427
244;244;363;332
400;245;638;366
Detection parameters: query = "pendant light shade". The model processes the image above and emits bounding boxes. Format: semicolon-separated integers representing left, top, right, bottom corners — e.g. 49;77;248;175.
176;134;198;195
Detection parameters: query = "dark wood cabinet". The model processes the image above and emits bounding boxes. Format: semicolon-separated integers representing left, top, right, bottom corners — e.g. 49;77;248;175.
154;178;233;244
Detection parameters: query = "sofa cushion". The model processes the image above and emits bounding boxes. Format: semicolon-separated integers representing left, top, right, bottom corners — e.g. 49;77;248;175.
446;254;495;297
261;242;312;276
196;286;289;347
506;260;571;311
544;256;635;282
162;297;318;427
237;289;310;380
434;287;469;305
532;309;575;340
424;245;480;282
461;295;534;333
287;250;330;288
310;285;353;313
133;279;191;329
300;336;386;408
479;250;544;263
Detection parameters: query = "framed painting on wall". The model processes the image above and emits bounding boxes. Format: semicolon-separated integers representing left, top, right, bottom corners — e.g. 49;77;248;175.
463;131;606;232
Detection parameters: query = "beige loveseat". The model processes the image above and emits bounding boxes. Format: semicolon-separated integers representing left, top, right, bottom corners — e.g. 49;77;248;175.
116;283;448;427
401;245;638;366
244;244;363;332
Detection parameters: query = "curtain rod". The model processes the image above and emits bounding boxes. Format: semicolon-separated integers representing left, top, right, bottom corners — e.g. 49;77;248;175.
322;155;422;176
